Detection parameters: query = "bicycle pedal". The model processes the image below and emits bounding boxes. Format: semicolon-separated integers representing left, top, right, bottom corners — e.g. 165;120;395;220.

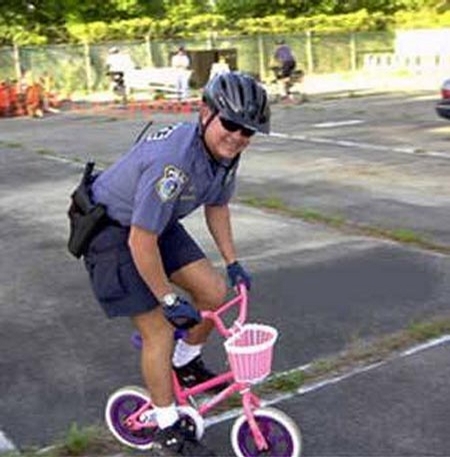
139;409;156;424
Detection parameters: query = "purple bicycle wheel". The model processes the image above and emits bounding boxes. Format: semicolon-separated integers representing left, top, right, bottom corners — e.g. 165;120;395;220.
232;408;301;457
108;392;155;447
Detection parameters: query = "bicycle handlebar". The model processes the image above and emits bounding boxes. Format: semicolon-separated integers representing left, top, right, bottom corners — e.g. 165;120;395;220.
201;283;248;338
130;284;249;349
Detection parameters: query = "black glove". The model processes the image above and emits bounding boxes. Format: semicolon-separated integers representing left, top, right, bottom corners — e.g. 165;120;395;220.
162;296;201;330
226;261;252;290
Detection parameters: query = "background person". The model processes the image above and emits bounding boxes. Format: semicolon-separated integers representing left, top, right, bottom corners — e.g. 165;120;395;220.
171;46;191;100
80;71;270;456
105;46;135;98
41;71;60;113
24;71;44;118
209;55;230;81
273;38;297;99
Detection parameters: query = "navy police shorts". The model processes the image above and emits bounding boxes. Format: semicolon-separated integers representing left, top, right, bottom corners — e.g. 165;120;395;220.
83;222;205;318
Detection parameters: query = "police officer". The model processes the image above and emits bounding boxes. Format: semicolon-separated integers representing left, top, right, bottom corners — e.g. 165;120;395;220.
83;71;270;456
105;46;134;102
273;39;297;99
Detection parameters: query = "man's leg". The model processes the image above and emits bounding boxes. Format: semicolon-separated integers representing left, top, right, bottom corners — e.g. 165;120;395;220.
171;257;227;345
132;307;188;433
130;256;226;403
131;307;175;407
131;303;216;455
169;258;230;392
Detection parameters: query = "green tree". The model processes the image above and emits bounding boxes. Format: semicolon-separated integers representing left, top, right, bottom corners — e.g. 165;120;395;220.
162;0;211;35
163;0;211;22
214;0;340;20
1;0;448;45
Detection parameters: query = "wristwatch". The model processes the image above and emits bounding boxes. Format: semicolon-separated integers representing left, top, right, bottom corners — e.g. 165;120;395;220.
160;293;177;307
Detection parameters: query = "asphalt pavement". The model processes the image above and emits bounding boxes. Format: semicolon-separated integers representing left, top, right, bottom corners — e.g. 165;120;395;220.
1;87;450;456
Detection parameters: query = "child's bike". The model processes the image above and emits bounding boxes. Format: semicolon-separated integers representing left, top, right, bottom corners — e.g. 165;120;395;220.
104;284;302;456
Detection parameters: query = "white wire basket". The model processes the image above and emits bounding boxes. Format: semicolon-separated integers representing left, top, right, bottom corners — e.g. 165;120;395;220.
224;323;278;384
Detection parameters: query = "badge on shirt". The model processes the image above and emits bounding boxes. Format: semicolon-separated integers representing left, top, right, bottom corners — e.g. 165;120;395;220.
156;165;188;202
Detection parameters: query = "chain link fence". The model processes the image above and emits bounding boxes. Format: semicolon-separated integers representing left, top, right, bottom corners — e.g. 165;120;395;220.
0;31;395;96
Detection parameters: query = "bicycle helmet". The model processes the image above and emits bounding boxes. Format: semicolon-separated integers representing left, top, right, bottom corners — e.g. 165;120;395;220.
202;71;270;134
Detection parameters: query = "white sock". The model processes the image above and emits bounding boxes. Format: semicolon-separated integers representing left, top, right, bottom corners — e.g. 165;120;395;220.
153;403;179;429
172;339;202;368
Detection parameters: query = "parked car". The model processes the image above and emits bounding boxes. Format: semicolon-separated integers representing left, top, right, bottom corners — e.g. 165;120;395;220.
436;78;450;120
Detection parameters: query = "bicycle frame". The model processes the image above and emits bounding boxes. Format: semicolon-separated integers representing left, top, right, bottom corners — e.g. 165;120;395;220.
125;284;270;451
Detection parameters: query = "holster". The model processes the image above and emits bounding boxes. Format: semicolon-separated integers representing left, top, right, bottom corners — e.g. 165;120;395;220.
67;162;108;258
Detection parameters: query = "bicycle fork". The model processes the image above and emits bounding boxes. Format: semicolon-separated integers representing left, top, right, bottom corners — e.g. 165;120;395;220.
242;389;269;451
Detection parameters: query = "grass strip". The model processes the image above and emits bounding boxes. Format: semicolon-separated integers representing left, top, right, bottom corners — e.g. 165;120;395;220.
239;195;450;254
257;314;450;396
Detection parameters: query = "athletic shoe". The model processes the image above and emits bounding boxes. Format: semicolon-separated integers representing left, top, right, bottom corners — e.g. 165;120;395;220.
174;355;229;393
154;417;215;456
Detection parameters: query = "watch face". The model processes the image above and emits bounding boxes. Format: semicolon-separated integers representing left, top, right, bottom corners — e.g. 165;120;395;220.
164;293;177;306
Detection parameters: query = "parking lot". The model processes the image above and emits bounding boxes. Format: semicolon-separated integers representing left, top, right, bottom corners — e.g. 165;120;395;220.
1;89;450;455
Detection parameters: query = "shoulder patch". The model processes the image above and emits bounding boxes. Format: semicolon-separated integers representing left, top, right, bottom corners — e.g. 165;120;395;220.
146;124;180;142
156;165;188;202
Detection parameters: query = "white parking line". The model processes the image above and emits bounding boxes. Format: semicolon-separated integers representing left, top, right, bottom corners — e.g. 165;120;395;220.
0;430;16;453
270;131;450;160
313;119;364;128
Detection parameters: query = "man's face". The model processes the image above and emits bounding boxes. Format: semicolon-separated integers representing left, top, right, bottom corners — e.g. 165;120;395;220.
201;106;254;160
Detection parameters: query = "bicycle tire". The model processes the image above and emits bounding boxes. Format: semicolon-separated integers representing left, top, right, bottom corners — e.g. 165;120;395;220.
105;385;205;450
230;406;302;457
105;385;155;450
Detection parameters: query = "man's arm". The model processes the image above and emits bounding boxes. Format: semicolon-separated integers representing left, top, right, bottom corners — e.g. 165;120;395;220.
129;224;202;328
128;224;172;300
204;204;236;265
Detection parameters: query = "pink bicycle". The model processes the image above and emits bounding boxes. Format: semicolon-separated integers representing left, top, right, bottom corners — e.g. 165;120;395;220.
105;284;302;456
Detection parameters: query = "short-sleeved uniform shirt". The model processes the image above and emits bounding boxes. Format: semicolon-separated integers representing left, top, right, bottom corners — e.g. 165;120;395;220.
84;122;238;318
92;122;236;233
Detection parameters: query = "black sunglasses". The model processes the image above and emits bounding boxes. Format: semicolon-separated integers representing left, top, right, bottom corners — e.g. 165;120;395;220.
219;117;256;138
